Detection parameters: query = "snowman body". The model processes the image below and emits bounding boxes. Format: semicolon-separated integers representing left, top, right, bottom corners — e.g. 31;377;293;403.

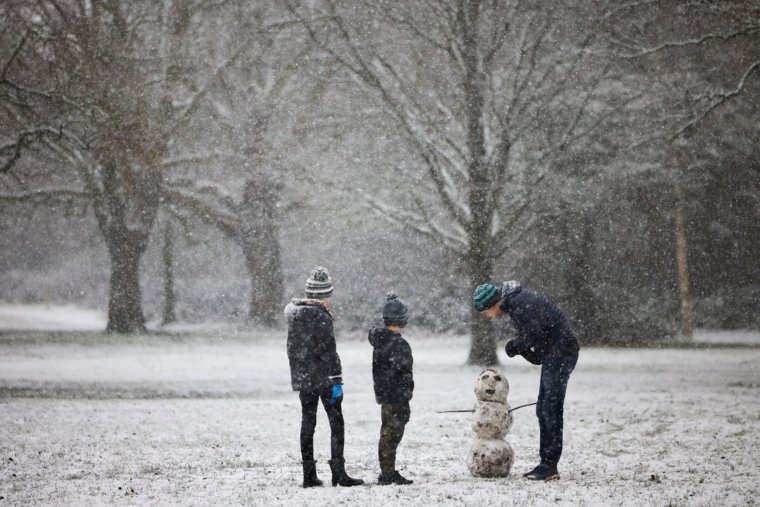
466;369;515;478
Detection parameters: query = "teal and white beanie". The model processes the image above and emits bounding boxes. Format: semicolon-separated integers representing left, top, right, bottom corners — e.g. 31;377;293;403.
472;283;500;312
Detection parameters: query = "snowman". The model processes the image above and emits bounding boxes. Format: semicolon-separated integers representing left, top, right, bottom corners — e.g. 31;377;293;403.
466;368;515;478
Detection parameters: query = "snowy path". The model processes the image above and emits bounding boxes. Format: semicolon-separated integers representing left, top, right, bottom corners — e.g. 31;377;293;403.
1;332;758;506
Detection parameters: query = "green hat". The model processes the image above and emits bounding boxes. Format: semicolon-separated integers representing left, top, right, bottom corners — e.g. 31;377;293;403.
472;283;500;312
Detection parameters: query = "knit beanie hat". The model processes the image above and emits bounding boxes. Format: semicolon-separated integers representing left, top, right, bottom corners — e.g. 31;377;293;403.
382;292;408;327
305;266;333;298
472;283;500;312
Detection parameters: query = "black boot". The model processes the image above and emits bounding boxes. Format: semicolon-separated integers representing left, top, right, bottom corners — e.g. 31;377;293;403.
328;458;364;487
522;464;542;477
378;471;413;485
524;463;560;481
302;460;323;488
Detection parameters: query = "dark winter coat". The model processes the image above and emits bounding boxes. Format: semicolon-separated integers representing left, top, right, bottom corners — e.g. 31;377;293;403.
500;281;580;364
368;327;414;405
285;299;342;392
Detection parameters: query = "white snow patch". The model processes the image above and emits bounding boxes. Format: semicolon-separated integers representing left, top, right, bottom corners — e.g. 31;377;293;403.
0;304;106;331
692;329;760;345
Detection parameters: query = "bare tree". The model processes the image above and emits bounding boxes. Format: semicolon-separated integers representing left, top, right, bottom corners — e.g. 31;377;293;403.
0;1;260;332
598;0;759;140
158;2;309;326
1;2;168;332
283;0;628;364
163;176;285;326
596;0;760;338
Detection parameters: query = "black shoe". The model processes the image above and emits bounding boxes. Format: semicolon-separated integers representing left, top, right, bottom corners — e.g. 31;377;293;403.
328;459;364;487
378;471;413;485
301;460;323;488
524;464;559;481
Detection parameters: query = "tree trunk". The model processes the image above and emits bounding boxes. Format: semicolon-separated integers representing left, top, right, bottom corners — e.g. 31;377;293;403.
674;183;693;339
462;1;498;366
243;245;284;326
106;235;147;333
468;306;498;366
239;179;284;327
97;158;158;334
466;251;499;366
162;222;176;326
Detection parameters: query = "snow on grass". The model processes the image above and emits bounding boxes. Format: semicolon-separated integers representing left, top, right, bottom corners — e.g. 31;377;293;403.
692;329;760;345
0;331;759;506
1;303;758;345
0;304;106;331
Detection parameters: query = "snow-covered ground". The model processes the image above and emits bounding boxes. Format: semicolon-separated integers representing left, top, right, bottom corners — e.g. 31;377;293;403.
1;326;759;506
0;304;106;331
692;329;760;345
3;303;759;345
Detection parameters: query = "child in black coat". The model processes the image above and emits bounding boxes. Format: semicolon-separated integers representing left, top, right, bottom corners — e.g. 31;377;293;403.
368;293;414;485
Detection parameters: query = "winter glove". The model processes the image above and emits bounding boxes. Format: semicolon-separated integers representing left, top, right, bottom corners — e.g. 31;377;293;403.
329;383;343;406
521;347;544;365
505;340;518;358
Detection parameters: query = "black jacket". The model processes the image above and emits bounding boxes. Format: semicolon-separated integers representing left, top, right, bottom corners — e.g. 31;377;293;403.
368;327;414;405
285;299;342;392
500;281;580;364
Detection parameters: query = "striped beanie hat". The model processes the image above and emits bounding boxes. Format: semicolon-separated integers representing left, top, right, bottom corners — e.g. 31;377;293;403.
472;283;500;312
382;292;408;326
306;266;333;298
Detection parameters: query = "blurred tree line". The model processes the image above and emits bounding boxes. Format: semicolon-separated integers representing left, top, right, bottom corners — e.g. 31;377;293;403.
0;1;757;361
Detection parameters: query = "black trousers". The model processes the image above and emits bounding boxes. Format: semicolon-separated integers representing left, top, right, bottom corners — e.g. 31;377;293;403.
536;352;578;467
299;387;344;462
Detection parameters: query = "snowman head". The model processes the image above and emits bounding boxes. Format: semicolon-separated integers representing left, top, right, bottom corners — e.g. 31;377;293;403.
474;368;509;404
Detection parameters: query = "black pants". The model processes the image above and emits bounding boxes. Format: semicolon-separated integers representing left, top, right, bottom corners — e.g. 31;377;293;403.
378;403;409;474
536;352;578;467
299;388;344;462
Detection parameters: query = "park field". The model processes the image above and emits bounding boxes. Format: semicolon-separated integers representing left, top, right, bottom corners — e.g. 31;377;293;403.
1;330;758;506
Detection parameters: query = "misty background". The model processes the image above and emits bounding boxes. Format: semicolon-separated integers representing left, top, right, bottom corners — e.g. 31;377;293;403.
1;1;758;355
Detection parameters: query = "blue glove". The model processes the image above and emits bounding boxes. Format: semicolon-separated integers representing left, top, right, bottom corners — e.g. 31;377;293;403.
329;383;343;406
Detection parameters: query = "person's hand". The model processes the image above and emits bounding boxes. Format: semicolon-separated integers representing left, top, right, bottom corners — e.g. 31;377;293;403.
505;340;518;358
329;383;343;405
394;401;411;425
522;347;544;365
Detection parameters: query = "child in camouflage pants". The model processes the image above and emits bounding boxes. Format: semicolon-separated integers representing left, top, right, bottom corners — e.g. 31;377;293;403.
368;293;414;485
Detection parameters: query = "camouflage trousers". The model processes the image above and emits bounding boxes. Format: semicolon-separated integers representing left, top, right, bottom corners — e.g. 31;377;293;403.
378;403;409;474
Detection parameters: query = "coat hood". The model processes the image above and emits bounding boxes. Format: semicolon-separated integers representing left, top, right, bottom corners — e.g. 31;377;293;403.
499;280;522;312
368;326;399;348
284;298;334;322
501;280;522;299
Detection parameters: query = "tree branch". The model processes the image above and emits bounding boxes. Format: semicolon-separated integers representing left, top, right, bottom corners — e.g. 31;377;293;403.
614;27;760;59
360;189;467;255
0;127;64;173
669;59;760;142
161;187;240;238
287;0;471;230
0;187;89;203
1;33;27;78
